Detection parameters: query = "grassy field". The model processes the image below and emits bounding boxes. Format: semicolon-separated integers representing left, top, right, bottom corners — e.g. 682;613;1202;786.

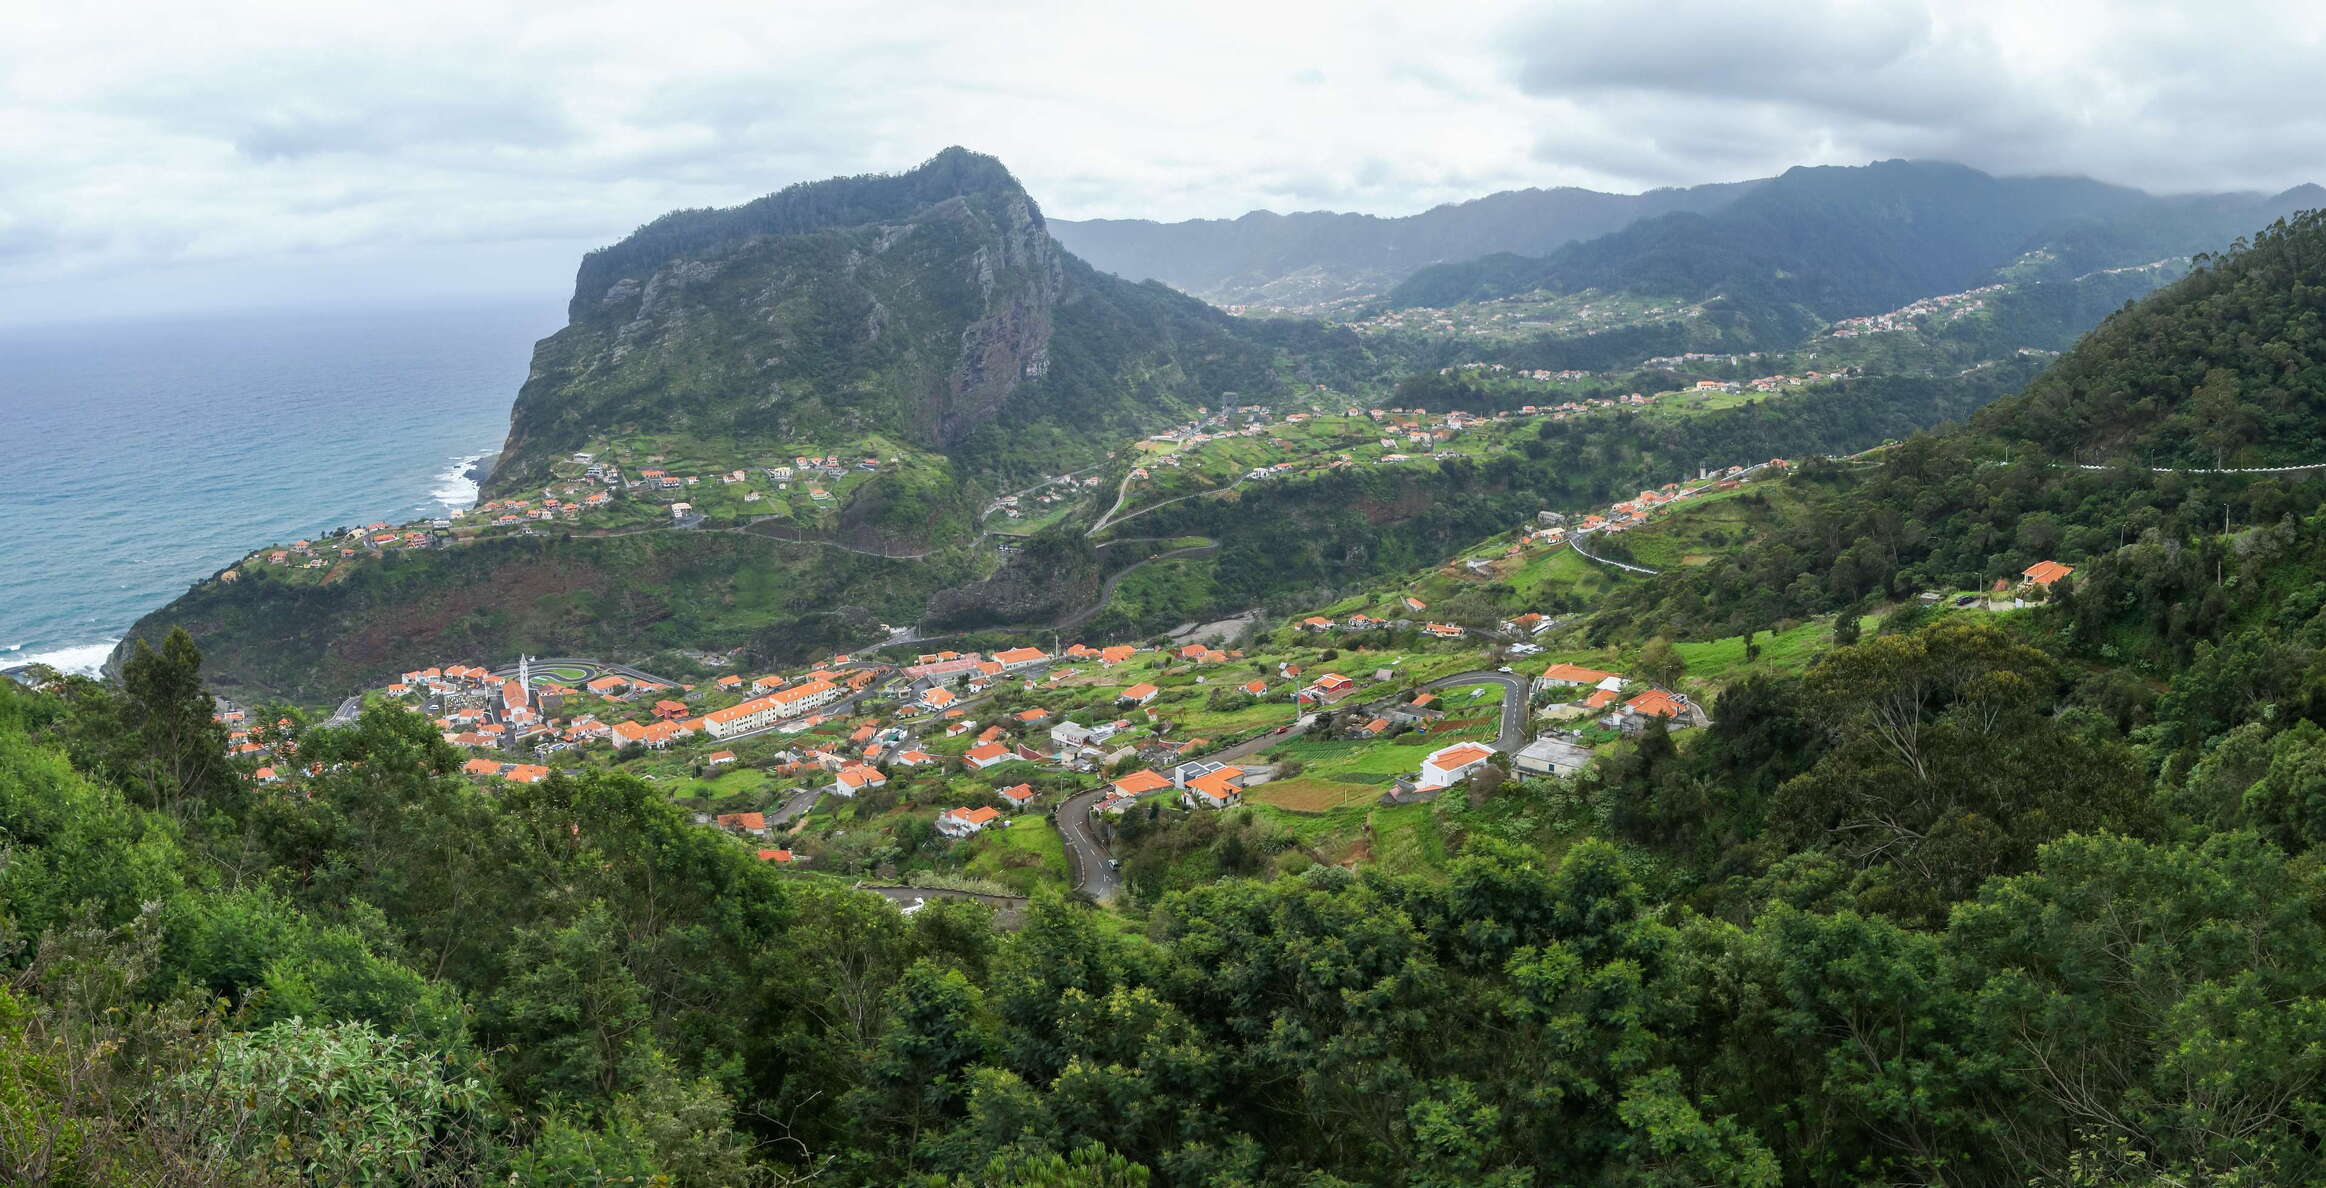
1368;803;1449;877
653;766;776;805
1249;777;1381;813
963;820;1069;895
1617;480;1818;570
1672;617;1844;685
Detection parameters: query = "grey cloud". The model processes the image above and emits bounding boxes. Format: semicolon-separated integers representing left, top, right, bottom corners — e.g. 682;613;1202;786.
234;96;580;161
1506;0;2324;196
1512;0;1930;100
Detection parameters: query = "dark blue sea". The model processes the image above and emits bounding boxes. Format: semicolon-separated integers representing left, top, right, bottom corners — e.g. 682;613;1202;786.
0;299;565;674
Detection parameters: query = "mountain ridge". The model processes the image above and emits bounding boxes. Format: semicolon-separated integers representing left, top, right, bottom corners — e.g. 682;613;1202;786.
1051;176;1763;308
1387;159;2318;315
488;147;1372;496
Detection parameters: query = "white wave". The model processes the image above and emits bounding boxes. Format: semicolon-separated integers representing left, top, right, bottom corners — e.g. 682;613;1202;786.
428;453;484;514
10;638;119;676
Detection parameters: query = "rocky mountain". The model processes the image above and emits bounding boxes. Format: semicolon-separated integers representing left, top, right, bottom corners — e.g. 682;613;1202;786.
1050;178;1762;310
491;147;1370;494
1388;159;2322;317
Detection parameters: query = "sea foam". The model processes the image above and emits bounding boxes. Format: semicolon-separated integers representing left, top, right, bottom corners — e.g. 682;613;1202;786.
12;639;120;676
429;453;485;515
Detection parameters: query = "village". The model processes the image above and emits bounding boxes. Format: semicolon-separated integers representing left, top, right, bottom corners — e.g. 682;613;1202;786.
213;433;1982;907
190;370;2098;910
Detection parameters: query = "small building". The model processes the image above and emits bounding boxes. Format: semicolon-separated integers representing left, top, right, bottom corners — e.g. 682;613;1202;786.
937;805;1004;838
705;750;737;767
1119;683;1160;707
1298;673;1358;705
2022;560;2074;588
963;742;1012;771
831;765;886;797
1417;742;1495;791
1179;765;1245;810
1513;736;1593;779
714;812;769;837
1109;769;1172;799
996;783;1037;812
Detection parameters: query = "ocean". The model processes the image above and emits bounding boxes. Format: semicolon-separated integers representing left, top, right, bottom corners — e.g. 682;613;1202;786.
0;299;566;675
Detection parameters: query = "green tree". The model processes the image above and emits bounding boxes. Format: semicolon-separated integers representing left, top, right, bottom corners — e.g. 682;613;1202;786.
1638;637;1686;689
119;626;231;820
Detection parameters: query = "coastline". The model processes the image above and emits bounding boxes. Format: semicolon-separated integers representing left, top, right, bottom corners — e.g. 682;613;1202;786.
22;442;499;681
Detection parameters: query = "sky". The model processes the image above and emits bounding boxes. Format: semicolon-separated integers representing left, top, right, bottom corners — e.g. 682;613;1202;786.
4;0;2321;324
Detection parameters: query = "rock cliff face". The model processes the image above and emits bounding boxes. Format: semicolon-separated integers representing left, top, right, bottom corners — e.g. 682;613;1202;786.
488;147;1363;495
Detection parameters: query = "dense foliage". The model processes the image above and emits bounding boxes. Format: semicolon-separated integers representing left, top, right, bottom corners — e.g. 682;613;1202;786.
1141;365;2033;622
1596;211;2326;648
17;611;2326;1184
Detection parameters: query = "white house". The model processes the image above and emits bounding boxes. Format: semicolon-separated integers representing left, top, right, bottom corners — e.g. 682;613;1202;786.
937;805;1003;838
1417;742;1495;791
1178;765;1245;810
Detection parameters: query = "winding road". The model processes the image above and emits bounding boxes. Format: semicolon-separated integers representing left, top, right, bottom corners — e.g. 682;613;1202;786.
1418;669;1533;754
1567;530;1661;576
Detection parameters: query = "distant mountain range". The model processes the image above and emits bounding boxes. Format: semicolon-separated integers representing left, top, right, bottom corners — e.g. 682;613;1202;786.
1388;160;2326;316
1050;179;1761;310
1055;160;2322;319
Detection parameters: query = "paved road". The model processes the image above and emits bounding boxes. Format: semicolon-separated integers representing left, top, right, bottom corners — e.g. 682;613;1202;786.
1090;474;1252;538
1054;784;1122;900
1567;531;1661;576
1055;714;1319;900
322;695;363;727
767;785;823;828
1419;670;1533;753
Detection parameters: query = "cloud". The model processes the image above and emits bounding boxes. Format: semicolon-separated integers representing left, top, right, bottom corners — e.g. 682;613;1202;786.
1504;0;2326;196
0;0;2318;322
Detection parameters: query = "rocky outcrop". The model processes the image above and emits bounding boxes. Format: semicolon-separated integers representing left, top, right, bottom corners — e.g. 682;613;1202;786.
486;148;1366;496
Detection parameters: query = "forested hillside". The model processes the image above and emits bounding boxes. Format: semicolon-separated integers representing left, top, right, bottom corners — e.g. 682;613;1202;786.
1389;159;2318;318
1051;177;1761;308
1592;209;2326;648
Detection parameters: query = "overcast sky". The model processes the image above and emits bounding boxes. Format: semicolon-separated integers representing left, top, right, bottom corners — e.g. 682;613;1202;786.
4;0;2320;324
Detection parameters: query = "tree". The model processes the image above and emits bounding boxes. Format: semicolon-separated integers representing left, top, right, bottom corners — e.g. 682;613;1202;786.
183;1018;489;1185
484;903;657;1106
1639;637;1686;689
1833;607;1862;647
853;960;991;1171
119;626;230;819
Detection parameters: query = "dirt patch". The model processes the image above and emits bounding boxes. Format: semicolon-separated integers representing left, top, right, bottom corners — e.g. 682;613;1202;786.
1169;607;1261;645
1427;715;1494;734
1681;553;1715;566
